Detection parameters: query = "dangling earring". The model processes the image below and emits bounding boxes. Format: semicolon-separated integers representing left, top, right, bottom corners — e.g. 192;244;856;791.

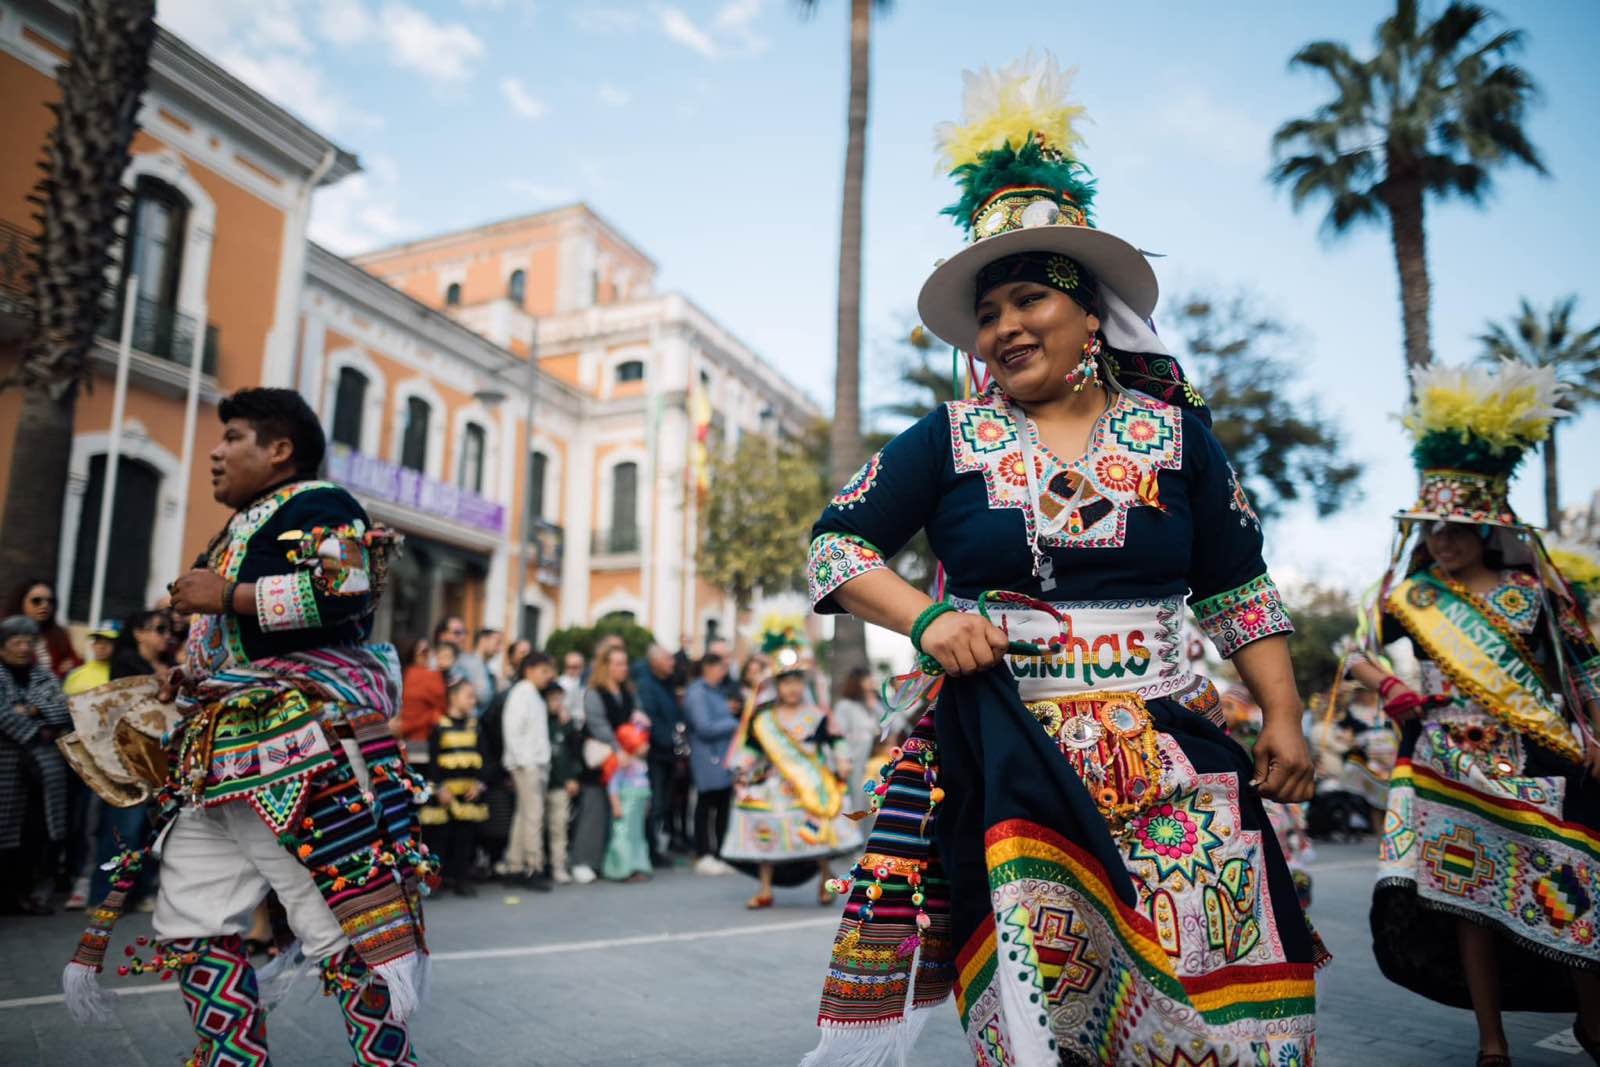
1066;337;1103;392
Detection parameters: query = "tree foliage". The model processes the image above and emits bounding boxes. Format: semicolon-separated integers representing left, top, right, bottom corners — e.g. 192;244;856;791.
1476;295;1600;532
1170;292;1364;522
1269;0;1546;372
1283;582;1360;705
698;430;831;611
543;612;657;664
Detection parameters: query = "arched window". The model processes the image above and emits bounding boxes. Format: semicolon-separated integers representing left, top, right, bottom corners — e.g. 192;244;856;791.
608;461;638;552
400;396;431;472
525;449;548;526
331;367;368;450
507;269;526;305
444;282;462;307
68;455;160;622
616;360;645;383
124;177;188;312
458;423;486;493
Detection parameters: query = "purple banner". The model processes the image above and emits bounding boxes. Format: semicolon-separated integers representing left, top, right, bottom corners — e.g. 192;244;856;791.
328;446;505;535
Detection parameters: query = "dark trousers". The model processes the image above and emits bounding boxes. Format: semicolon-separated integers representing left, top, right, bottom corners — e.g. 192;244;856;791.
692;787;732;858
646;754;677;855
423;820;479;884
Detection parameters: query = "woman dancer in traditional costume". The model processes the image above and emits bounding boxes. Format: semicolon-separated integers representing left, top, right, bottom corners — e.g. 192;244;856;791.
802;54;1320;1066
722;619;862;909
1350;363;1600;1067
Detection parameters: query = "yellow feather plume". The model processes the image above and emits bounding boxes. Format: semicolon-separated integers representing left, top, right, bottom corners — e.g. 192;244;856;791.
1402;360;1565;451
935;50;1087;172
1549;543;1600;597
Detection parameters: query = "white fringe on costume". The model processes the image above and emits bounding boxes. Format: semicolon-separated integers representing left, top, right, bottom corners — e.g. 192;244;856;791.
374;952;423;1022
255;941;316;1013
799;1007;934;1067
800;939;937;1067
61;962;118;1025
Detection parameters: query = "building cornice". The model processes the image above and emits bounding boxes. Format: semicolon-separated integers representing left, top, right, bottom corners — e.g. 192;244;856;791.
304;243;589;412
352;202;656;271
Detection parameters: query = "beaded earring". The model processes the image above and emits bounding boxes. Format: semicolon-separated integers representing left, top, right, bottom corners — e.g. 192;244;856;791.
1065;336;1103;392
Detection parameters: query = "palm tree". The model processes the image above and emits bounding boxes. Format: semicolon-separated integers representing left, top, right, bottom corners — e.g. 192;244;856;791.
0;0;157;595
1477;296;1600;534
1271;0;1545;376
798;0;890;690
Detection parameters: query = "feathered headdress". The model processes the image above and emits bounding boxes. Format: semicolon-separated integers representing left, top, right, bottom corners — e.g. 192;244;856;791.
757;613;810;672
1546;539;1600;615
1396;360;1565;527
934;51;1096;236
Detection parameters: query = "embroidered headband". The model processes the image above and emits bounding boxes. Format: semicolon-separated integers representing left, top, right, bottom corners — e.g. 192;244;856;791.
973;251;1100;318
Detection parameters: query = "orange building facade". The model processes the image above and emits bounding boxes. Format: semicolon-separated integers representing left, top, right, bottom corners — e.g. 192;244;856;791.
0;0;356;623
0;3;816;650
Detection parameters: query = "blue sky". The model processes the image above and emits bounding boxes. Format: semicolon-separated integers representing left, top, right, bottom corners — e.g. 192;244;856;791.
159;0;1600;594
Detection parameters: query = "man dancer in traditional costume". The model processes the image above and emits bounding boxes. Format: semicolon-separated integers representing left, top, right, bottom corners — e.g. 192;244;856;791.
62;388;431;1066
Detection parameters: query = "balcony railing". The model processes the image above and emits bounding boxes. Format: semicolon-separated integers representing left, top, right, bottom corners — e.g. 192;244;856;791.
96;288;219;375
591;525;641;556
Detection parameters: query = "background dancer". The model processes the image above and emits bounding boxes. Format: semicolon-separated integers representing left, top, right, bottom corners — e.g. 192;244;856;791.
60;388;429;1067
1351;362;1600;1067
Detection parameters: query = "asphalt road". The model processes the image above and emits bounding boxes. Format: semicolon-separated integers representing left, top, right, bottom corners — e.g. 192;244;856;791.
0;841;1588;1065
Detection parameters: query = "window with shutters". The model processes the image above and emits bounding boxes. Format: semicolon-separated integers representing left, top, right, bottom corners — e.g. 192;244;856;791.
400;397;431;472
69;456;160;622
331;367;368;449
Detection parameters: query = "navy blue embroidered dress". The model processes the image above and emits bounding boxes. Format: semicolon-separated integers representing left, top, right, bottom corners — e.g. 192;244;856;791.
807;390;1320;1065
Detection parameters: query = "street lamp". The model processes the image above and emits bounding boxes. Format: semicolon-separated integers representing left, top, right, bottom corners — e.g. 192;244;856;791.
474;338;539;642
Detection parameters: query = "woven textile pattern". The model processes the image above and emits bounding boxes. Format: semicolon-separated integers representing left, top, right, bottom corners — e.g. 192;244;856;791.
328;948;418;1066
175;936;269;1067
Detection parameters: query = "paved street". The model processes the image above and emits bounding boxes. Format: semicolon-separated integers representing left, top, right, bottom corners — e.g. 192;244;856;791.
0;841;1588;1065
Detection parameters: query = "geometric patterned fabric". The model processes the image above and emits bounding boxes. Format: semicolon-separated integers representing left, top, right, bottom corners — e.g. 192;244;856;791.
175;936;269;1067
328;948;417;1066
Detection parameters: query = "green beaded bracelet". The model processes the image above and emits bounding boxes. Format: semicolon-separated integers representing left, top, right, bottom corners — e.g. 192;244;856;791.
910;600;957;655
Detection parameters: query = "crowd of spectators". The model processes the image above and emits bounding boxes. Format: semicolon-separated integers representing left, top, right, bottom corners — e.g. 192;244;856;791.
394;618;788;891
0;577;876;922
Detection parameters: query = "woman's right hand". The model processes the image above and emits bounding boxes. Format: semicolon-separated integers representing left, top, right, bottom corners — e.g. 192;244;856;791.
919;611;1010;677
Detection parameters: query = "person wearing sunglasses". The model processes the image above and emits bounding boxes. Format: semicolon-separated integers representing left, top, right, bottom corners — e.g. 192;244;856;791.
5;579;81;682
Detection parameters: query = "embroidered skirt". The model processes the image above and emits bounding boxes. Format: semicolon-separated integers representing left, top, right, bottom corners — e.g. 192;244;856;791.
810;669;1321;1067
1373;699;1600;1011
723;765;864;868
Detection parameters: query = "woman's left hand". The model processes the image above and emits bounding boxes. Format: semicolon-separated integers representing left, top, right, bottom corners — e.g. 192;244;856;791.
1250;718;1315;803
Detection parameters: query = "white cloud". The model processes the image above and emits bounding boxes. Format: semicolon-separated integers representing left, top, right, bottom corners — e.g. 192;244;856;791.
500;76;548;119
310;154;415;254
158;0;309;55
713;0;770;55
211;48;381;133
317;0;375;46
380;2;485;84
505;179;575;204
572;8;643;33
656;5;717;59
597;82;631;107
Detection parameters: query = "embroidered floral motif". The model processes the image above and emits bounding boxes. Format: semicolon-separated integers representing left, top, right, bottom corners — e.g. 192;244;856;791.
955;406;1017;454
831;453;882;509
808;533;885;607
1191;574;1293;657
1227;464;1260;531
256;572;322;633
946;393;1183;551
1485;570;1540;634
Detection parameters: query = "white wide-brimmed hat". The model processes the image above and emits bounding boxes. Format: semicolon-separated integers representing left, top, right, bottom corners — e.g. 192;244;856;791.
914;51;1159;355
